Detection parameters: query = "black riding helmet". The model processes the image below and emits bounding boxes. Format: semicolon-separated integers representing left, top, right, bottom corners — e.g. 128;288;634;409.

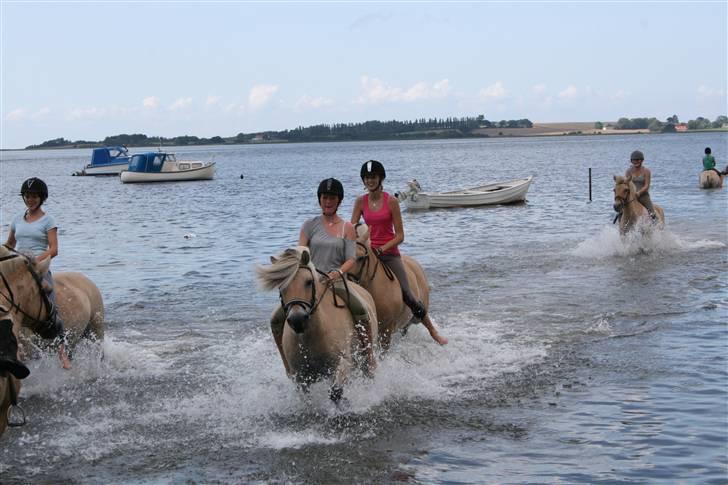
360;160;386;181
20;177;49;203
317;177;344;203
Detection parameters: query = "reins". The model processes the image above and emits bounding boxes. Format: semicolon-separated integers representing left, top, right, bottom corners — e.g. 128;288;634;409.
0;246;53;329
351;241;395;287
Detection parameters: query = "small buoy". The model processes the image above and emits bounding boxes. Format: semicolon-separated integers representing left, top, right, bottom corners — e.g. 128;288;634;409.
183;233;197;239
240;174;244;179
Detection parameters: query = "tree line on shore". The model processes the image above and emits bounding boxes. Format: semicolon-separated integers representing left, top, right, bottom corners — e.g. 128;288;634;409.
25;113;726;149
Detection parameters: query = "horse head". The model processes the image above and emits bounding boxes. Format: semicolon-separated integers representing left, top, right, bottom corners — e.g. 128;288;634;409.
256;246;320;334
613;175;635;213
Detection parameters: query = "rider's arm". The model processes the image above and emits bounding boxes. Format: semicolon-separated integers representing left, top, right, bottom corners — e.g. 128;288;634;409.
36;227;58;262
378;197;405;253
350;196;363;225
4;229;16;249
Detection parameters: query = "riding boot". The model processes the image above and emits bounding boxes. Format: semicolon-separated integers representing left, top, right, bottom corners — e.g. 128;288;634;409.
402;292;427;320
0;319;30;379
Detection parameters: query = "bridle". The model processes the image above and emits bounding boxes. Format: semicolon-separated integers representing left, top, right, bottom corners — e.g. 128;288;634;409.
0;246;52;329
350;241;394;287
279;264;344;322
613;182;638;212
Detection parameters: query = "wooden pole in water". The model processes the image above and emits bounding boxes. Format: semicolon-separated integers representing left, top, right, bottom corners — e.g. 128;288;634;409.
588;168;592;202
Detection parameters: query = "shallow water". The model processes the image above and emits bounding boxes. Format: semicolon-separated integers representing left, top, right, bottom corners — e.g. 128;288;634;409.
0;133;726;483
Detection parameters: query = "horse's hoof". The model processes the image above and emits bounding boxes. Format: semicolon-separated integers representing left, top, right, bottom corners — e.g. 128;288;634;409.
329;385;344;403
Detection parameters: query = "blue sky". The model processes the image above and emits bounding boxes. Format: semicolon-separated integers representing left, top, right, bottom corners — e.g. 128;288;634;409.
1;1;726;149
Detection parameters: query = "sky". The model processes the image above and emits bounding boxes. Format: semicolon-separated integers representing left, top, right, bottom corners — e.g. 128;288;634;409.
1;1;726;149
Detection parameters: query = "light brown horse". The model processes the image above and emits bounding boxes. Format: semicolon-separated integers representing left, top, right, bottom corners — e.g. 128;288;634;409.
0;245;105;362
699;170;723;189
613;175;665;235
256;246;378;403
352;224;431;349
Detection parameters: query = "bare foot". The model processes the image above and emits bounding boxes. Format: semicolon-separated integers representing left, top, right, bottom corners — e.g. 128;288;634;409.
58;345;71;370
430;332;449;345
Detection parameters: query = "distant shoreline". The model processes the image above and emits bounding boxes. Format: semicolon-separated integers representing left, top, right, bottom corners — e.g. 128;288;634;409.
6;122;727;151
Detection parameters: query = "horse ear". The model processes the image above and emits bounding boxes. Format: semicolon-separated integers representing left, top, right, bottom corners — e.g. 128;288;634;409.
300;249;310;266
625;175;632;182
613;175;618;182
35;257;51;276
270;256;278;264
355;223;370;242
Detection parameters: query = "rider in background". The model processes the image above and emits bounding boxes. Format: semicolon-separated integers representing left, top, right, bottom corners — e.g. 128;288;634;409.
352;160;448;345
4;178;71;369
702;147;723;186
269;178;377;376
625;150;657;220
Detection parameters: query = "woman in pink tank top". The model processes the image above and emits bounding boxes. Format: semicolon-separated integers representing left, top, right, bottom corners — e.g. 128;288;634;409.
351;160;447;345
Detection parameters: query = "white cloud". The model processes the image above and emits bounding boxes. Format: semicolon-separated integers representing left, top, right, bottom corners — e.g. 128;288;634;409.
5;108;27;121
478;81;507;99
66;107;104;121
531;84;547;94
143;96;160;109
697;85;725;97
206;95;221;106
249;84;279;109
295;95;334;110
356;76;451;104
558;85;578;99
170;97;193;111
5;107;51;121
611;89;628;100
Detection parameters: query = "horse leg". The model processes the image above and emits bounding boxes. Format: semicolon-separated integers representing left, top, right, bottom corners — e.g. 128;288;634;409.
269;306;292;376
330;357;352;403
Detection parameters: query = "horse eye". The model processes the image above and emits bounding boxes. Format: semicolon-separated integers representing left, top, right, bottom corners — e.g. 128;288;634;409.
305;279;313;287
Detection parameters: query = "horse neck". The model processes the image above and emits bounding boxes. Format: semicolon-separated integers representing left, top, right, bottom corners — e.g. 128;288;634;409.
4;260;47;329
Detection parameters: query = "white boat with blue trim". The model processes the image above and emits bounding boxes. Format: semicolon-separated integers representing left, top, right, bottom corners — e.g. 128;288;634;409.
396;176;533;210
120;152;215;183
74;146;131;176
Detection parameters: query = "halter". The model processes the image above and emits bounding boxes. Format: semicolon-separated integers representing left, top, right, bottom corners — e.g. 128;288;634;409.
0;246;53;330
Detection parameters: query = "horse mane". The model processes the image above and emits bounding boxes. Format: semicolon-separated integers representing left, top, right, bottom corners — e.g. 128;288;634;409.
255;246;315;291
614;175;636;193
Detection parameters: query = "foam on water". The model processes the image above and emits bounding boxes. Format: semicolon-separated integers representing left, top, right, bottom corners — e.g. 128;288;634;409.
572;224;726;259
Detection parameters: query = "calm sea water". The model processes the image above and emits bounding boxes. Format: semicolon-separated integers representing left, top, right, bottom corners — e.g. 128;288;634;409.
0;134;726;484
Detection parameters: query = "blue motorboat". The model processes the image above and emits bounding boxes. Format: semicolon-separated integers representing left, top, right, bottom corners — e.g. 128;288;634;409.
74;146;131;176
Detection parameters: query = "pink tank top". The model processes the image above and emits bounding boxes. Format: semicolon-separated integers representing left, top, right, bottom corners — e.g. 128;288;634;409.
362;192;400;256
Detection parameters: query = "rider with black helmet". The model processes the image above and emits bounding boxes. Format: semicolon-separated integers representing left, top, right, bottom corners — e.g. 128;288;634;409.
268;177;378;376
625;150;657;219
5;177;72;369
352;161;448;345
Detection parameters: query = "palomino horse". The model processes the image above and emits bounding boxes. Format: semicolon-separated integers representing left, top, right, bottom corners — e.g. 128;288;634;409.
613;175;665;235
0;245;105;362
352;224;431;349
699;170;723;189
256;246;378;402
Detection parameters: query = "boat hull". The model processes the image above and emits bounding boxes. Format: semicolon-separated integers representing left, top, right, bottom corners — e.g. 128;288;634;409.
120;163;215;183
403;177;533;210
79;162;129;176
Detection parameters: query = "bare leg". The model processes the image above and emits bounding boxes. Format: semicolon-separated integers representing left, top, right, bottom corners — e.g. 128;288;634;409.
420;315;448;345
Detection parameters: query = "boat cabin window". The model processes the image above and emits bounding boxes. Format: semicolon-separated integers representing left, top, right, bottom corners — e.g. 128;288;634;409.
153;155;164;168
179;163;190;170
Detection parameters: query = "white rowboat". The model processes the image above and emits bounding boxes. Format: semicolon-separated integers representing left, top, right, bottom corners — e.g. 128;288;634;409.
396;176;533;210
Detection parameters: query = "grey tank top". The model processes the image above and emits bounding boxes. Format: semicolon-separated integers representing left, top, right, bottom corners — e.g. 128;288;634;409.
632;174;646;191
301;216;356;273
